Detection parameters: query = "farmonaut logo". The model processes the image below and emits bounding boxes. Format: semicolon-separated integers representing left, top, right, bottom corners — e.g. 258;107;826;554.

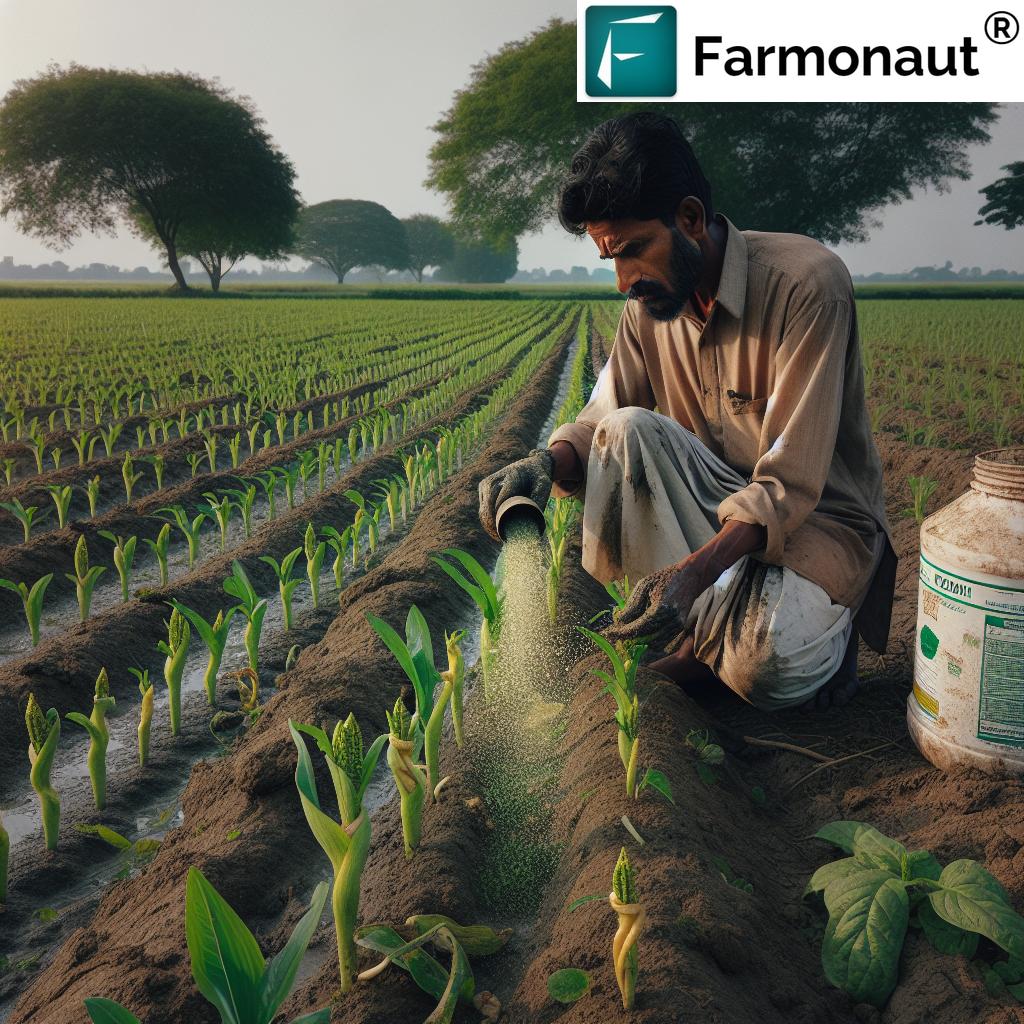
584;6;677;96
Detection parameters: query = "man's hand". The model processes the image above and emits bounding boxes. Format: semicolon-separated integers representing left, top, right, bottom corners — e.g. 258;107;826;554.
478;448;555;542
602;557;708;644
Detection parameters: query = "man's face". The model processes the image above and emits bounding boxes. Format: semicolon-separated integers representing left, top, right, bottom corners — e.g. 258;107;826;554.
587;217;704;322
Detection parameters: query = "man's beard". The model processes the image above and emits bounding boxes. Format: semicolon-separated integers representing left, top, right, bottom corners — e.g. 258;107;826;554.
629;227;704;322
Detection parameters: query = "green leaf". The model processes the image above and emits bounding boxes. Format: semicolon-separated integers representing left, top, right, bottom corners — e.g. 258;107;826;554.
358;733;388;802
83;998;142;1024
259;881;329;1021
851;825;907;876
226;830;241;841
566;893;606;913
637;768;675;805
73;823;133;850
918;900;980;957
815;820;871;853
65;711;102;744
289;722;351;871
439;548;499;619
366;613;422;700
547;967;591;1003
930;859;1024;959
424;929;473;1024
185;866;265;1024
290;1011;330;1024
355;925;472;1003
805;857;862;897
905;849;942;882
821;870;909;1007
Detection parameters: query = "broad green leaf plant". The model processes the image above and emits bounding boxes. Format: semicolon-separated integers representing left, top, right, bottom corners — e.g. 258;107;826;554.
807;819;1024;1007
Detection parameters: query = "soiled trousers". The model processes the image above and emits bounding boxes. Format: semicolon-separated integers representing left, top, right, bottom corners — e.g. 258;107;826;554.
580;407;853;710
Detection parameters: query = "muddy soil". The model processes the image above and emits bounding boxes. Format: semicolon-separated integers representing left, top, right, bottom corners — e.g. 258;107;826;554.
4;319;574;1023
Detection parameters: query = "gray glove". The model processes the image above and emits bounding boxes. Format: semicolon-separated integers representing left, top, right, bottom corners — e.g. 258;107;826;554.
478;448;554;542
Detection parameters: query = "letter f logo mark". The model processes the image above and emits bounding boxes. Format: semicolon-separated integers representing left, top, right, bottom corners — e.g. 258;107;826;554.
585;6;677;97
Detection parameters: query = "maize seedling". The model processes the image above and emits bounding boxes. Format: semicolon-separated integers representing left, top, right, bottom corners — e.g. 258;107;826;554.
366;605;442;780
122;451;144;504
609;848;645;1010
223;561;268;671
84;475;101;517
158;504;207;568
170;601;238;705
204;492;235;552
420;629;463;799
224;483;257;538
143;522;172;586
321;524;352;590
26;694;61;850
259;546;303;631
0;809;8;903
304;523;326;609
903;474;939;525
0;572;53;647
157;607;191;736
289;715;386;994
85;868;330;1024
143;451;165;489
1;499;49;543
45;484;73;529
232;667;261;721
99;531;138;603
430;548;502;702
255;469;280;519
386;697;425;859
65;534;106;622
545;497;579;625
66;667;116;810
129;668;154;766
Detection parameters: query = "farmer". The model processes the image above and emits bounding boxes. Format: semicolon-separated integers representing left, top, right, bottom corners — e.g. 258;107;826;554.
478;112;896;712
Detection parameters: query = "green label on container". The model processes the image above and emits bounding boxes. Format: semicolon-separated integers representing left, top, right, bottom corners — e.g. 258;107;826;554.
978;615;1024;746
920;625;939;660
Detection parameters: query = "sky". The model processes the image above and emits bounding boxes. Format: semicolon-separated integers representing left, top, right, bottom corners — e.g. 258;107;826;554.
0;0;1021;276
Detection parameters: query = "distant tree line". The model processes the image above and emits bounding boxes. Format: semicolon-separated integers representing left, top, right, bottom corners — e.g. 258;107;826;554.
851;260;1024;283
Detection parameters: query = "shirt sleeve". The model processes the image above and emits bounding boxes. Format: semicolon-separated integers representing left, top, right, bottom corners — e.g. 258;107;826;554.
547;300;654;496
717;299;851;564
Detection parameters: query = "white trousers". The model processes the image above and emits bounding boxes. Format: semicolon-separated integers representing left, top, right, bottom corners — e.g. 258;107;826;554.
581;407;853;710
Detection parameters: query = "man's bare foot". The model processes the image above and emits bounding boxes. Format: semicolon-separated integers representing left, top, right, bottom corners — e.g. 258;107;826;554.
799;632;860;712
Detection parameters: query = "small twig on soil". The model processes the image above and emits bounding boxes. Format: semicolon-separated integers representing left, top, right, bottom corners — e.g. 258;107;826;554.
742;736;832;762
783;742;897;796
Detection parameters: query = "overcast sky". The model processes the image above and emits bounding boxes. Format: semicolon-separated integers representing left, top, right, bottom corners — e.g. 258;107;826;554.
0;0;1020;275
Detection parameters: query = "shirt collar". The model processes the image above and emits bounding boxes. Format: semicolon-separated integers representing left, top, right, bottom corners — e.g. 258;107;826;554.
713;213;747;320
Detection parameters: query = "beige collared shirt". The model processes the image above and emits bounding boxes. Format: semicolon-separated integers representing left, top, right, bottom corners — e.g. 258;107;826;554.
549;214;897;652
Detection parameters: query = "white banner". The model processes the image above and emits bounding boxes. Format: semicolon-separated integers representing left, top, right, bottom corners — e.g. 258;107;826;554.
577;1;1023;101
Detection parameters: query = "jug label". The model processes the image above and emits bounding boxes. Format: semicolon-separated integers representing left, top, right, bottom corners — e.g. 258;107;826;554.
978;616;1024;745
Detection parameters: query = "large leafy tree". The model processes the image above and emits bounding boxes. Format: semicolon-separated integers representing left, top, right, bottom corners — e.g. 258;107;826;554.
0;64;294;290
975;162;1024;230
426;18;998;246
294;200;409;283
433;234;517;283
402;214;455;282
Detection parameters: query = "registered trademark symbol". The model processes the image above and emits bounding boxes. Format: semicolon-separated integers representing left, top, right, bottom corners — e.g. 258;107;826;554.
985;10;1019;43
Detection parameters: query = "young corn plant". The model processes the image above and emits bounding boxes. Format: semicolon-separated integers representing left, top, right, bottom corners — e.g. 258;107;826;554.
26;694;61;850
2;457;14;485
158;607;191;736
1;499;49;543
0;572;53;647
204;492;235;552
385;697;425;860
98;531;138;603
144;522;172;586
610;848;645;1011
84;475;101;517
255;469;280;520
129;668;154;766
545;498;579;625
122;452;144;504
422;630;465;794
224;483;257;538
66;667;116;810
45;484;73;529
289;715;386;994
170;601;238;706
304;523;326;609
223;560;268;672
903;475;939;525
161;505;207;568
431;548;502;701
85;867;330;1024
143;452;165;490
321;524;353;591
259;546;303;631
65;535;106;622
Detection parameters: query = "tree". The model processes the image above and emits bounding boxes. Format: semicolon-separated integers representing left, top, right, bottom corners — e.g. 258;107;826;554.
433;234;517;283
975;162;1024;230
293;200;408;283
0;64;294;290
426;18;997;246
133;126;298;292
402;214;454;282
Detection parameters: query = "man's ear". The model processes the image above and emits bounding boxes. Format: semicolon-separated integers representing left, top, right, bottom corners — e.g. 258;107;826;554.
674;197;707;240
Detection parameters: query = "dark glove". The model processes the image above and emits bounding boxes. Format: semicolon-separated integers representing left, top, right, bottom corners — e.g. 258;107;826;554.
478;448;554;542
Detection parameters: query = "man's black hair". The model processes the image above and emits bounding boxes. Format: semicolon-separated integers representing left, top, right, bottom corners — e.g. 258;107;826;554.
557;113;714;235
